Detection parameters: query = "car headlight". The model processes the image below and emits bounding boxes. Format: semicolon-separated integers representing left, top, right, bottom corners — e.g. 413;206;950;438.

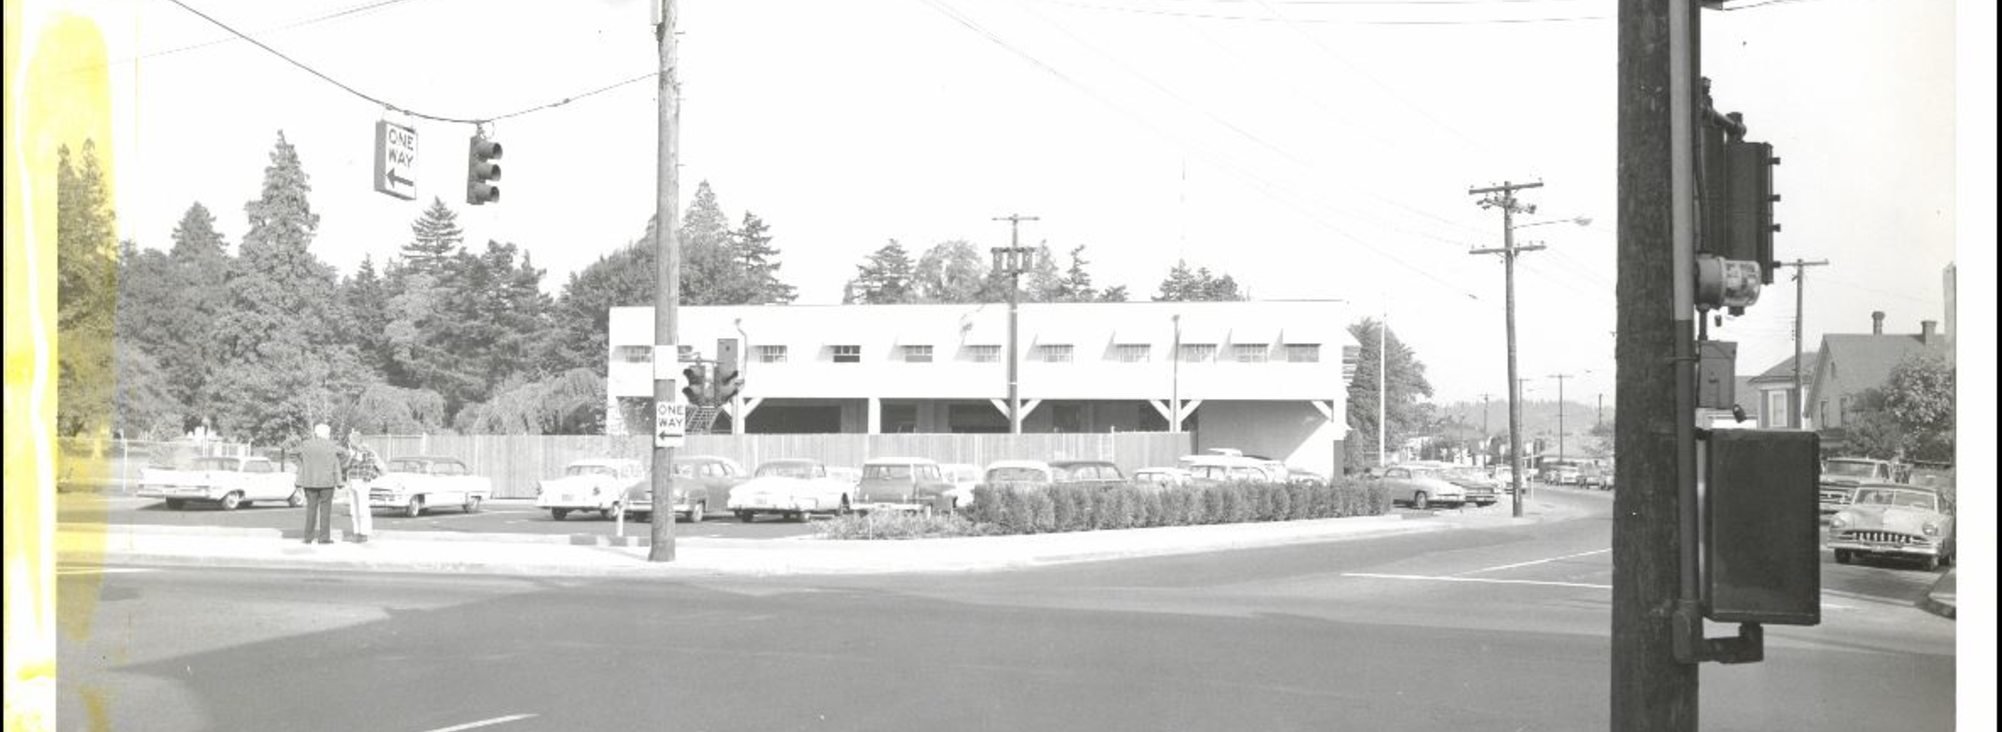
1829;513;1849;528
1922;521;1941;536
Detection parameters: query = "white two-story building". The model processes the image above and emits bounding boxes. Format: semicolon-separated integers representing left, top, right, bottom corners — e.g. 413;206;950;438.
606;300;1360;475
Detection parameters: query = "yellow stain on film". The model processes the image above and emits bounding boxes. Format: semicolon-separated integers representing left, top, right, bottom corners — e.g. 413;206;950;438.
6;8;118;731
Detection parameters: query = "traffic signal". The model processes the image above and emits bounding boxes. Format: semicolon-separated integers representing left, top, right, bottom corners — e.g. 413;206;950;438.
465;134;502;205
714;338;742;403
680;363;709;406
1727;140;1779;284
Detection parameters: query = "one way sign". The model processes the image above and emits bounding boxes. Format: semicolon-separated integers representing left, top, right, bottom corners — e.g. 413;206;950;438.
373;120;418;200
655;402;686;448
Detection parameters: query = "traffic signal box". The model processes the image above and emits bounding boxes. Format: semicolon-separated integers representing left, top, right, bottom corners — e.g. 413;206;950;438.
1702;429;1821;627
680;363;708;406
1695;93;1780;285
466;134;503;205
714;338;742;404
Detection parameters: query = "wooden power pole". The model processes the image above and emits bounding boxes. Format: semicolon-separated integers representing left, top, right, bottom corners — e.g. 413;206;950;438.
1777;259;1829;427
1470;180;1545;518
648;0;681;562
1614;0;1700;726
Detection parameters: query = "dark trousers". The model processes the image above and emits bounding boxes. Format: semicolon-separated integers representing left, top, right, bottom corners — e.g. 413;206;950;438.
302;487;336;541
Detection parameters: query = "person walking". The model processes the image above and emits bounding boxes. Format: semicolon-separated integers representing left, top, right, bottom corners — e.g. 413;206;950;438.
342;429;381;543
297;423;343;545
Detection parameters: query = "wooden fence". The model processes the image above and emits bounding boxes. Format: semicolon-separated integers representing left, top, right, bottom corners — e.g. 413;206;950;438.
358;432;1193;499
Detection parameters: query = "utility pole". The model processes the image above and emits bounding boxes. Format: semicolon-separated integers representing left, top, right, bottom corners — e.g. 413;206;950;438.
1480;393;1491;438
647;0;681;562
1776;259;1828;428
991;214;1038;434
1550;373;1571;462
1615;0;1700;726
1598;393;1604;427
1470;180;1545;518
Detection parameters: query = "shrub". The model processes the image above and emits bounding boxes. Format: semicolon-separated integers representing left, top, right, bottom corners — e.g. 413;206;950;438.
1049;486;1080;532
817;511;977;540
1269;484;1292;521
968;485;1001;525
1027;490;1057;533
1139;490;1165;528
1001;487;1034;534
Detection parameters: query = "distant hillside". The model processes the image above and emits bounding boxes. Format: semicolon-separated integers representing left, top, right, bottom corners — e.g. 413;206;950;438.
1432;399;1612;457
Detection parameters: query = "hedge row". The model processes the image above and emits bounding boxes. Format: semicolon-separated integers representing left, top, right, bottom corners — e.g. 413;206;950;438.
962;479;1390;536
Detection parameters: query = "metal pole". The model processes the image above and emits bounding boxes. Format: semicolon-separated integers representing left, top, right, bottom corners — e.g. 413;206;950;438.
647;0;681;562
1171;314;1181;434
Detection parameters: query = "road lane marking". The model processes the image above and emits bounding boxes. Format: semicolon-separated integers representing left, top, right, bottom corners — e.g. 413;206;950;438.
421;714;537;732
1344;572;1612;590
1460;548;1611;575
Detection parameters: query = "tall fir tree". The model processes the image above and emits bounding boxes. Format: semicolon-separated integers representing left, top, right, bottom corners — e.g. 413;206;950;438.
162;202;231;426
56;141;120;436
845;240;917;304
726;211;797;304
400;197;465;275
203;132;362;445
1344;318;1434;468
678;180;736;305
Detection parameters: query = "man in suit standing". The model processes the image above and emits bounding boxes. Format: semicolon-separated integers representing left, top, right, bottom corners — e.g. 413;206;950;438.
297;423;343;545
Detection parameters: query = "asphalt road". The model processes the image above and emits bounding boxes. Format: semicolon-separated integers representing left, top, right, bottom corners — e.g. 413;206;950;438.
58;488;1955;731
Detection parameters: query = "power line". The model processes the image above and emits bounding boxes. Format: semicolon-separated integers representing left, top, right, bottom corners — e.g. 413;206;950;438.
1032;0;1608;25
139;0;428;63
161;0;656;125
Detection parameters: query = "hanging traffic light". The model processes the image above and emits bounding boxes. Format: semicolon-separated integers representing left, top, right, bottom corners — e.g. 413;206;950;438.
1727;140;1780;284
465;133;502;205
680;363;709;406
713;338;742;404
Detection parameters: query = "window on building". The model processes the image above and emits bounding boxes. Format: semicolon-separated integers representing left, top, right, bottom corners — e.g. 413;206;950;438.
1113;344;1150;362
966;345;1002;363
1179;344;1217;362
1039;344;1074;363
755;345;787;363
1284;343;1321;363
902;345;934;363
613;345;651;363
832;345;861;363
1232;344;1269;362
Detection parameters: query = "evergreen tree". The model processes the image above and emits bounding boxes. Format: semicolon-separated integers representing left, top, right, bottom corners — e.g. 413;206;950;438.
204;132;362;445
1153;259;1246;302
1098;284;1131;302
844;240;917;304
341;256;394;379
1023;243;1064;302
678;181;735;305
726;211;797;304
56;141;120;436
400;197;464;275
545;239;655;376
162;202;231;427
1054;244;1099;302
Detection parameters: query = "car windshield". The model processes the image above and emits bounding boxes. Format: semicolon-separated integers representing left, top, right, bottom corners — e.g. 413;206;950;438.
1824;461;1881;478
390;459;431;473
1852;488;1937;511
987;467;1048;482
756;462;820;478
864;464;913;480
565;464;617;477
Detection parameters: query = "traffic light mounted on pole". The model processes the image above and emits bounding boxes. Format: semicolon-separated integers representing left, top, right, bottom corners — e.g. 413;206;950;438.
714;338;742;404
680;363;708;406
466;133;503;205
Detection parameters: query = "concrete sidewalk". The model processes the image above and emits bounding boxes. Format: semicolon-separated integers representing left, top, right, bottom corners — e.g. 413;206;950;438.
1917;568;1957;619
56;514;1455;578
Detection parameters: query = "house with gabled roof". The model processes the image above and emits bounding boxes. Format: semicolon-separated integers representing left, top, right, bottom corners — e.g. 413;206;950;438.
1805;311;1949;433
1746;352;1816;429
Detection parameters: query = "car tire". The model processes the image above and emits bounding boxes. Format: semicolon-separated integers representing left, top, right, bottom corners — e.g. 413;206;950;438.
551;508;569;521
1413;492;1430;510
165;499;185;510
1834;549;1853;565
602;507;618;520
287;489;305;508
1919;555;1939;572
793;511;811;523
464;495;482;513
684;502;705;523
736;511;755;523
219;491;244;511
405;497;424;518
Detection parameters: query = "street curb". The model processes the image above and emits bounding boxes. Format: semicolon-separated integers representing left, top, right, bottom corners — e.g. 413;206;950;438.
1916;569;1957;620
57;522;653;547
1916;595;1956;620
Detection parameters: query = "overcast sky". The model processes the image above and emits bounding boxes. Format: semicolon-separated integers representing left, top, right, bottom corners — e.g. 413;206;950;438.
28;0;1993;406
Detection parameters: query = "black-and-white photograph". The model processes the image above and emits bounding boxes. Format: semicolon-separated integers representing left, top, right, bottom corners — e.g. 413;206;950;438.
5;0;1992;729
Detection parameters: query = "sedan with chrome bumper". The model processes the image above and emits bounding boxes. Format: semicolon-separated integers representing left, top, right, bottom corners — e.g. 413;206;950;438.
1827;484;1956;571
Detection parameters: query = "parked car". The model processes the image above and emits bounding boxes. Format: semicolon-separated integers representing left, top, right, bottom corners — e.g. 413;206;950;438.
1178;454;1286;483
1819;457;1899;515
1370;464;1467;510
367;456;494;517
1579;460;1614;490
536;458;645;520
137;454;299;511
728;458;856;522
982;459;1057;492
938;462;982;509
1131;467;1193;490
1441;468;1500;507
854;457;953;513
1285;467;1329;487
1049;459;1128;489
1827;483;1956;571
622;455;745;522
1541;459;1584;485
